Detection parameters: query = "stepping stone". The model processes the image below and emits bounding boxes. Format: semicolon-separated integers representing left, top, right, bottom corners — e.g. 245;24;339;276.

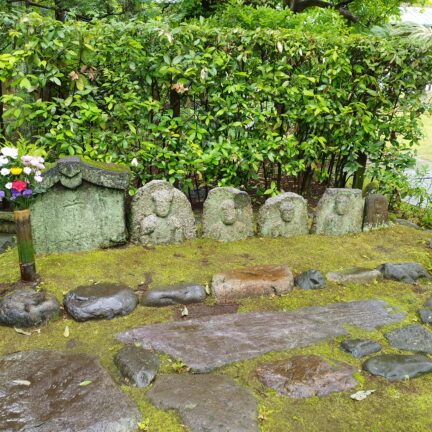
294;269;326;290
0;289;60;328
0;350;140;431
377;262;430;284
117;299;404;372
363;354;432;380
141;283;205;307
211;265;294;303
418;309;432;324
326;268;382;284
340;339;382;358
385;324;432;353
147;374;258;432
114;346;159;388
64;283;137;321
256;355;357;398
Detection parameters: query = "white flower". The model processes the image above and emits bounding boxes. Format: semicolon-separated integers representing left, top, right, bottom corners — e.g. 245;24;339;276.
0;156;8;166
1;147;18;159
21;155;33;165
23;166;32;175
30;159;39;167
35;170;41;176
1;168;10;176
34;175;43;183
36;163;45;170
131;158;138;167
5;182;12;189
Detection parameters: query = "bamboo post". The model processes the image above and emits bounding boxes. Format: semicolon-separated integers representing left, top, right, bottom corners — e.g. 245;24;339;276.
13;209;37;282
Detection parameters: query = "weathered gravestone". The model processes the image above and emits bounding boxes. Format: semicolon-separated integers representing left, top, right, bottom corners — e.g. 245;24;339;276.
363;193;389;230
203;187;253;241
30;157;129;254
258;192;308;237
312;188;364;236
130;180;195;246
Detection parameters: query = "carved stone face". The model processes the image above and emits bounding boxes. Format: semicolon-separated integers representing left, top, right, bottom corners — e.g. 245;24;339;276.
151;189;173;218
334;195;349;216
279;202;295;223
221;200;236;225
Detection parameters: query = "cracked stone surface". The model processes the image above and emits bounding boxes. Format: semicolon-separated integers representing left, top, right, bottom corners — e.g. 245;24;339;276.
117;300;404;372
147;374;258;432
0;350;141;432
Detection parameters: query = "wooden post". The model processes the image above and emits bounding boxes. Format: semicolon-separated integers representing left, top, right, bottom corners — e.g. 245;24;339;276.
13;209;37;282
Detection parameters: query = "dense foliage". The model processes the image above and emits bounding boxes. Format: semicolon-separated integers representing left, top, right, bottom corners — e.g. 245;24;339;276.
0;1;431;201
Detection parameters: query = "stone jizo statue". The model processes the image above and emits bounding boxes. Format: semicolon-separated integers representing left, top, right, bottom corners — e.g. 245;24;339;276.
130;180;195;246
203;187;253;241
258;192;308;237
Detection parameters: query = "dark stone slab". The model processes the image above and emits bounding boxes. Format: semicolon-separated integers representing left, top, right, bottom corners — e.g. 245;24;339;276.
0;289;60;328
147;374;258;432
0;350;140;431
385;324;432;353
142;283;205;307
117;300;404;372
340;338;382;358
114;346;159;388
294;269;326;290
256;355;356;398
419;308;432;324
363;354;432;380
377;262;430;284
64;283;137;321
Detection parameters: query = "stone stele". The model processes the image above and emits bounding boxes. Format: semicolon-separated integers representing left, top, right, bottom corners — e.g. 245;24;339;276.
130;180;195;246
363;193;389;230
258;192;309;237
30;156;129;254
203;187;253;241
311;188;364;236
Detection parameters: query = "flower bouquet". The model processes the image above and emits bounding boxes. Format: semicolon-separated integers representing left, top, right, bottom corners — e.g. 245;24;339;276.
0;146;44;282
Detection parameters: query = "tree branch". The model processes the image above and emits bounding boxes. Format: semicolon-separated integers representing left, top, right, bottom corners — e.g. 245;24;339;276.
290;0;358;23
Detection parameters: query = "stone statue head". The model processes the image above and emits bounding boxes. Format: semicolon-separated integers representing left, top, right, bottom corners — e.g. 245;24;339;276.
279;201;295;223
151;189;173;218
334;195;350;216
221;199;237;225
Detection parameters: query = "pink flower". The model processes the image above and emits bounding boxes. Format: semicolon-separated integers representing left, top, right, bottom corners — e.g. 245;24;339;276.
12;180;27;192
21;155;33;165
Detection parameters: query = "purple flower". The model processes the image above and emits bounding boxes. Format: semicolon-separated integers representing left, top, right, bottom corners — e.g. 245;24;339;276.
0;190;4;201
22;189;33;197
11;189;21;198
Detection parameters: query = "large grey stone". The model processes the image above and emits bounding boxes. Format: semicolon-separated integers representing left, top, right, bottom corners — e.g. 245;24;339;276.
211;265;294;303
117;300;404;372
295;269;326;290
0;289;60;328
114;346;159;388
326;268;382;284
340;339;382;358
203;187;253;241
147;374;258;432
130;180;195;246
385;324;432;353
363;194;389;230
0;350;141;431
31;157;129;254
142;283;206;307
256;355;356;398
311;188;364;236
64;283;137;321
418;308;432;324
257;192;308;237
377;262;430;284
363;354;432;380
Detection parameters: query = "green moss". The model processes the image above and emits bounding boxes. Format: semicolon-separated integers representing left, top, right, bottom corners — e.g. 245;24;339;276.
78;156;130;173
1;225;432;431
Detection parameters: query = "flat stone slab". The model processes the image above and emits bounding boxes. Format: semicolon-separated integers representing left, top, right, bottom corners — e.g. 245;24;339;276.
340;339;382;358
147;374;258;432
385;324;432;353
0;289;60;328
0;350;140;431
326;268;382;284
256;355;357;398
211;265;294;303
363;354;432;380
142;283;206;307
117;300;404;372
377;262;430;284
64;283;137;321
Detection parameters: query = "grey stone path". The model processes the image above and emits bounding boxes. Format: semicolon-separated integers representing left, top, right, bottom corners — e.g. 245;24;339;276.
117;300;404;372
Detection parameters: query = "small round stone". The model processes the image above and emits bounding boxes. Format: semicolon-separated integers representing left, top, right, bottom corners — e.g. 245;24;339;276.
340;339;381;358
294;270;326;290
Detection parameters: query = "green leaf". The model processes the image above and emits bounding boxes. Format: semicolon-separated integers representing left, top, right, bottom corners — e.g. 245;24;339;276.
79;380;92;387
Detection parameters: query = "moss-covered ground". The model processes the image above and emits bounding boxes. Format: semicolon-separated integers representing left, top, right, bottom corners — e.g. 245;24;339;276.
0;225;432;432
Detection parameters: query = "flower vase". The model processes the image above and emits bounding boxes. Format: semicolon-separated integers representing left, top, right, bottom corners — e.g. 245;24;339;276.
13;208;37;282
